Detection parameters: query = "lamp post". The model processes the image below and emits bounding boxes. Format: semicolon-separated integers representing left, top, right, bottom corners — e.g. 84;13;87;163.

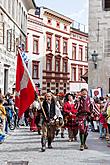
91;50;98;69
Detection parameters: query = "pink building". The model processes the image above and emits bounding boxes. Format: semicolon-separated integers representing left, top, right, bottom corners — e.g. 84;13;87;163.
26;7;88;95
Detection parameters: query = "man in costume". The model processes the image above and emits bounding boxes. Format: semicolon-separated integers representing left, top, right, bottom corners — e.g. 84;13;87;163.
77;88;91;151
41;92;63;152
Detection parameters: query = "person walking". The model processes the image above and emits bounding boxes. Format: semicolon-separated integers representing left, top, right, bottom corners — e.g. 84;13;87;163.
64;93;78;142
41;92;63;152
77;88;91;151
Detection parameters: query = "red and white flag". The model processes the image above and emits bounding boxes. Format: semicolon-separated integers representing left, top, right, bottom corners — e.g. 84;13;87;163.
15;50;35;118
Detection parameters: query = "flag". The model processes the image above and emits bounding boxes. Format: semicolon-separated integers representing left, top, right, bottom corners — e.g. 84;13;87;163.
15;50;35;118
90;87;103;98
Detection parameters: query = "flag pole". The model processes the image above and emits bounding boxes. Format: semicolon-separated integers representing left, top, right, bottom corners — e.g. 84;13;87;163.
38;96;48;121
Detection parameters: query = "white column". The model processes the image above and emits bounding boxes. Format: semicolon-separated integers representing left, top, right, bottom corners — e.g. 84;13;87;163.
76;44;79;60
76;65;79;81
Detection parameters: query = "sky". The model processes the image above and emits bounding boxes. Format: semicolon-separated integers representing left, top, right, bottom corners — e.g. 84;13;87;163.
35;0;88;26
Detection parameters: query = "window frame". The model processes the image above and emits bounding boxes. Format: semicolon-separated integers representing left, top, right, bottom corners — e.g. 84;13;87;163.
32;61;39;79
33;38;39;54
71;67;76;81
55;58;60;72
0;22;4;44
55;36;60;52
63;38;68;54
63;59;68;72
72;44;76;60
78;67;83;82
78;46;83;61
46;56;52;71
103;0;110;11
46;33;52;51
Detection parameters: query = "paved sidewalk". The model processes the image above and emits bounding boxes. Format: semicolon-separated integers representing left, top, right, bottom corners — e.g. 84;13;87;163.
0;127;110;165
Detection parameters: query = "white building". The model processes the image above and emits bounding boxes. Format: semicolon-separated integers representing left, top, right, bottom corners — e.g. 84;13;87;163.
88;0;110;95
27;7;88;95
0;0;36;94
26;8;44;93
70;27;88;92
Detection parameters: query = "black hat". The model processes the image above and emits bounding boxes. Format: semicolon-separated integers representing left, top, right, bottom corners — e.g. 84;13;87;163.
65;93;75;102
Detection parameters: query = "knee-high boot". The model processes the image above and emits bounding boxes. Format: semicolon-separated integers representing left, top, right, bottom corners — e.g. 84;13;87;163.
41;137;46;152
84;133;88;149
79;133;84;151
48;137;52;149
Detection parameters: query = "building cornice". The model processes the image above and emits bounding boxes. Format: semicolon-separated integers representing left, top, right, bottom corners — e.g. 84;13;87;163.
42;7;73;24
22;0;36;11
70;27;88;37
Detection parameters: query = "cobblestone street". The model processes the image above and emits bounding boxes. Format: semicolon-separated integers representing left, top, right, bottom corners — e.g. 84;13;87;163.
0;127;110;165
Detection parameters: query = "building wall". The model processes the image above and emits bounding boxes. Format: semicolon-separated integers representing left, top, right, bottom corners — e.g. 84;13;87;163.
0;0;35;94
27;7;88;95
26;9;44;94
88;0;110;95
41;8;72;94
70;29;88;92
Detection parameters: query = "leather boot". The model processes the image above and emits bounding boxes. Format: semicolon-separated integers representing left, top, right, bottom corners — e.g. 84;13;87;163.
41;137;46;152
84;134;88;149
79;133;84;151
48;137;52;149
61;133;64;138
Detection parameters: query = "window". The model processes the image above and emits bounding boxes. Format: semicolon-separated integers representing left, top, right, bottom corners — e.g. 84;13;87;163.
47;83;50;92
64;89;66;94
47;34;52;50
55;36;60;52
47;83;50;87
63;39;68;54
72;45;76;60
56;21;60;28
63;61;67;72
56;89;59;94
33;39;39;54
56;83;59;88
32;61;39;79
0;22;4;44
78;46;83;61
47;19;52;24
71;67;76;81
103;0;110;10
64;25;67;30
55;59;60;72
7;29;12;51
78;67;83;81
46;57;52;71
64;83;66;88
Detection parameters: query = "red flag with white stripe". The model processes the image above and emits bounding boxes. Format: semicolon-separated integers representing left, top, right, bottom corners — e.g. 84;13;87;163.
15;50;35;117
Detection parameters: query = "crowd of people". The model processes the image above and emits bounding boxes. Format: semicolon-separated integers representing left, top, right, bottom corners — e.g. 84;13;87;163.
0;88;110;152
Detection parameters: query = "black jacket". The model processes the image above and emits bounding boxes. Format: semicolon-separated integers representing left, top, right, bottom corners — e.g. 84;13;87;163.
42;100;56;121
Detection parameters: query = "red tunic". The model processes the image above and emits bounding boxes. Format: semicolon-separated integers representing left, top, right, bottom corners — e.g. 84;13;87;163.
63;101;78;128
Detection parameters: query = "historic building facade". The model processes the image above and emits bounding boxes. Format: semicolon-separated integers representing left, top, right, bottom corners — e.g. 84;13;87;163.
0;0;36;94
26;9;44;94
26;7;88;95
88;0;110;95
70;27;88;92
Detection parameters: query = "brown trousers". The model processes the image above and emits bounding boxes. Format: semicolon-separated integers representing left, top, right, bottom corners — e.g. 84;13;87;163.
42;122;56;141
